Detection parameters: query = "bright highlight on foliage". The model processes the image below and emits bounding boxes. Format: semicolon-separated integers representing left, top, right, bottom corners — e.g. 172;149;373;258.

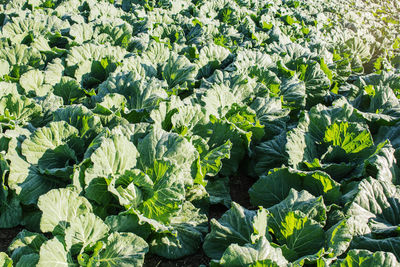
0;0;400;266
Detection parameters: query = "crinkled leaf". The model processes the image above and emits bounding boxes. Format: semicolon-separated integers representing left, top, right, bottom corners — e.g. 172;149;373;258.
203;202;268;259
268;189;327;230
331;249;400;267
84;135;139;185
163;53;197;88
219;237;288;267
249;168;340;208
8;230;47;263
37;238;76;267
149;202;207;259
15;253;39;267
0;252;12;267
194;140;232;185
38;188;92;234
88;232;148;267
325;219;353;258
65;213;109;254
21;121;80;166
274;211;325;261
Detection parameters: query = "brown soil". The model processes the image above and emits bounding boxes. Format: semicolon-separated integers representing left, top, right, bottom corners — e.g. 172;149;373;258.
144;250;210;267
229;174;257;209
208;203;228;221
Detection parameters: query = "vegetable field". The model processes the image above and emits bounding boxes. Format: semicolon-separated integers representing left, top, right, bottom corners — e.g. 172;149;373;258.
1;0;400;266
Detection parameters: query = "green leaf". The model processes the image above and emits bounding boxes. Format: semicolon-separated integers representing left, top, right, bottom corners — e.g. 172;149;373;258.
21;121;80;166
363;141;400;184
69;23;94;44
275;211;325;261
249;168;340;208
138;160;185;223
0;94;42;128
19;69;51;97
297;60;331;107
171;104;208;136
150;224;204;259
253;133;288;176
281;15;297;25
199;83;237;118
84;135;139;185
203;202;268;259
15;254;39;267
225;105;265;143
8;230;47;263
107;169;153;208
350;236;400;261
96;73;167;111
105;212;152;240
0;59;10;77
162;53;197;88
345;178;400;234
88;232;148;267
53;77;86;105
325;219;353;257
44;58;64;86
194;140;232;185
17;165;69;205
196;44;230;79
65;213;110;254
137;127;197;184
37;238;76;267
331;249;400;267
323;121;373;154
85;177;113;206
0;191;22;228
345;178;400;259
53;105;102;142
38;188;92;234
268;189;327;230
193;117;250;176
280;76;306;110
219;237;288;267
0;252;12;267
205;177;231;207
149;202;208;259
66;43;126;70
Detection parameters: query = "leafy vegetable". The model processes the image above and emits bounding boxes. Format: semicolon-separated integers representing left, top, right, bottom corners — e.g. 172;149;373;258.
0;0;399;265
